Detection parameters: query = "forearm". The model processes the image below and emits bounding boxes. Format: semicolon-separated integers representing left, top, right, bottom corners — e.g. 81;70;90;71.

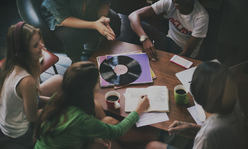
97;3;110;18
60;17;96;29
179;45;196;57
179;121;201;132
129;13;147;37
28;109;43;122
179;36;202;57
38;95;50;109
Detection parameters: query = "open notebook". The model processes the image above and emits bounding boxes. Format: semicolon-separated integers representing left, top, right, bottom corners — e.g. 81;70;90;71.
176;60;248;122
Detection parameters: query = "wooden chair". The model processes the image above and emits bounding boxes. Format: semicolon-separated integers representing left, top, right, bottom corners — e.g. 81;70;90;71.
0;48;59;74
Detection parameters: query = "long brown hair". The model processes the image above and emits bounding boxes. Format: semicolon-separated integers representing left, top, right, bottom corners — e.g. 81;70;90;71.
0;23;41;96
34;61;99;145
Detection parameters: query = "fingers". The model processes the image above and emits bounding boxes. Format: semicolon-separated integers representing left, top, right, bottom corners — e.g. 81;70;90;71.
151;46;158;60
103;23;115;40
142;40;158;61
147;47;158;61
102;139;111;149
95;138;111;148
107;141;112;149
169;120;179;129
105;23;115;37
104;31;115;40
99;17;110;23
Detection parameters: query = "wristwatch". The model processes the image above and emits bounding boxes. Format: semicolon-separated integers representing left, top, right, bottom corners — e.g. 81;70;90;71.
140;36;149;42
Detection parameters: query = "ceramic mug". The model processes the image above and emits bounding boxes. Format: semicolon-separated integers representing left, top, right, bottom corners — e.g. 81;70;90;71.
105;91;120;109
174;85;189;104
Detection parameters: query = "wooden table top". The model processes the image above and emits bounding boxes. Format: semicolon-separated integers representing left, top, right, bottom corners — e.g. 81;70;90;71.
89;40;202;138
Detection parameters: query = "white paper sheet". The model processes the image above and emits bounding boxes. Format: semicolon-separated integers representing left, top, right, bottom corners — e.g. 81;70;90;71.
187;106;203;125
136;112;169;127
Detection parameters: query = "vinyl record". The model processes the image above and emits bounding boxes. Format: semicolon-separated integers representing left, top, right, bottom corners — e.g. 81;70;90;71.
100;56;142;85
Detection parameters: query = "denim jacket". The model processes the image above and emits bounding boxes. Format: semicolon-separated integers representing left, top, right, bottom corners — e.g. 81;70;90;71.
40;0;110;30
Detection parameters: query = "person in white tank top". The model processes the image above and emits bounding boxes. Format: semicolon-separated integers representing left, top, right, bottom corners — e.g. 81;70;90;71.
0;22;62;147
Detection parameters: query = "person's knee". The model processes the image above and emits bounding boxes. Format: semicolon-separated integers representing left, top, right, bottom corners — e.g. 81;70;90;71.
53;74;63;82
101;116;119;125
146;141;168;149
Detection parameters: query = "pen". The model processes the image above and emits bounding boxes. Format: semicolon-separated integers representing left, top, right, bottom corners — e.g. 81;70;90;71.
152;40;155;61
114;84;130;90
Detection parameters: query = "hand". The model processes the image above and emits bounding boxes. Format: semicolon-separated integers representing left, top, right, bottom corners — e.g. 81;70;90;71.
95;17;116;40
135;95;150;115
168;121;192;136
94;138;112;149
142;39;158;61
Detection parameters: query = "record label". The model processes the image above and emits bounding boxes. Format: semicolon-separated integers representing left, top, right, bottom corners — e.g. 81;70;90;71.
114;65;128;75
99;56;142;85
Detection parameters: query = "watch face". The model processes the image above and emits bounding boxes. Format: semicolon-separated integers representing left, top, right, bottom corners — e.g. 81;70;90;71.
140;36;148;42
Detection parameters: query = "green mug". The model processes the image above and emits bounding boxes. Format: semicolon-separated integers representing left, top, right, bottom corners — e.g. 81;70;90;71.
174;85;189;104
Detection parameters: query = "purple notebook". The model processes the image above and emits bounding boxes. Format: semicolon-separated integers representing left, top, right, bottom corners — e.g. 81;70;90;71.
97;53;153;88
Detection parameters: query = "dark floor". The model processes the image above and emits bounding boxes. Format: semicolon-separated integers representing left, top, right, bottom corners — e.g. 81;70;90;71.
0;0;247;148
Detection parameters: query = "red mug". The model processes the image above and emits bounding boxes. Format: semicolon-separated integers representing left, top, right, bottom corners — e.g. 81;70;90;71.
105;91;120;109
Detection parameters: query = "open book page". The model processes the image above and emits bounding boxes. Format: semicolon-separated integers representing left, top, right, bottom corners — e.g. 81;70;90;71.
147;86;169;112
124;88;147;112
124;86;169;112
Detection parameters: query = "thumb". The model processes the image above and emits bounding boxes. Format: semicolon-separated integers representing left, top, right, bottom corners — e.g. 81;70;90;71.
168;127;177;132
100;17;110;23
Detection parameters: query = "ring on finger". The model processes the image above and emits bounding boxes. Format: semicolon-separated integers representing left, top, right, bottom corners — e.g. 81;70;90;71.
104;33;107;36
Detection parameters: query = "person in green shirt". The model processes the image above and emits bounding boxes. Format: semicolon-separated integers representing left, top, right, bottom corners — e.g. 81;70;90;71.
34;61;157;149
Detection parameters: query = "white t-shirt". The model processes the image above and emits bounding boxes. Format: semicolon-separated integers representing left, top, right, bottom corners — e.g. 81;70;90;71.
152;0;209;58
0;66;31;138
193;101;246;149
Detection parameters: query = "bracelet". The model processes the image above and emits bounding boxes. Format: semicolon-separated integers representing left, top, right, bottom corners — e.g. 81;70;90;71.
98;14;107;19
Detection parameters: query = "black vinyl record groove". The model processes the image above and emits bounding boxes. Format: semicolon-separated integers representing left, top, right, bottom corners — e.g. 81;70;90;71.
100;56;142;85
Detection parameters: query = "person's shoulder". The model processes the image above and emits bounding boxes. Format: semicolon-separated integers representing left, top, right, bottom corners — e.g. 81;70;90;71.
67;106;85;115
19;76;36;88
193;0;209;17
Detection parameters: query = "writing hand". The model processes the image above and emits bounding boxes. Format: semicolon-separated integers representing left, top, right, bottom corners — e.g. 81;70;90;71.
168;120;192;136
95;17;115;40
142;39;158;61
94;138;112;149
135;95;150;115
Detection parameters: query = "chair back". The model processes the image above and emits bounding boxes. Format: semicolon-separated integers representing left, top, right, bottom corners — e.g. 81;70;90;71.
16;0;64;53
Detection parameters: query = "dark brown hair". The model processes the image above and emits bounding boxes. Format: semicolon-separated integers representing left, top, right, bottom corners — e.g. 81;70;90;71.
190;61;237;115
34;61;99;145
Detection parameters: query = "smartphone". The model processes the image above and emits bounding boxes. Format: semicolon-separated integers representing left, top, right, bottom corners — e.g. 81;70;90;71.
170;55;193;69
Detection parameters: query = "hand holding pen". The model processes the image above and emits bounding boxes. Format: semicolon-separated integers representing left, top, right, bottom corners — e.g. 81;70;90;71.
135;95;150;115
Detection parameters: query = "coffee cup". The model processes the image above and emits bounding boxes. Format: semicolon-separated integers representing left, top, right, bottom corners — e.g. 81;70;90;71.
105;91;120;109
174;85;189;104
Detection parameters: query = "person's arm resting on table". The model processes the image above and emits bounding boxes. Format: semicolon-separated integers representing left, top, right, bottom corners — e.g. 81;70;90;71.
129;6;158;61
